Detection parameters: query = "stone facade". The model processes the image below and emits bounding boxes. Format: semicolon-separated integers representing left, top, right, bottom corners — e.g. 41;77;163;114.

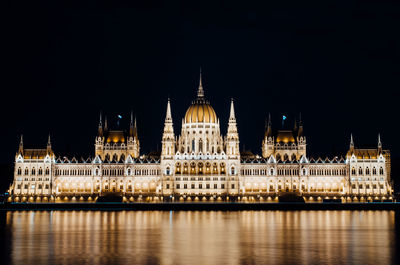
8;74;394;203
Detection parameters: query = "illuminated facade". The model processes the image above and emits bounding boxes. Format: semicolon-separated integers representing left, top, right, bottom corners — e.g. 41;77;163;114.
8;74;394;202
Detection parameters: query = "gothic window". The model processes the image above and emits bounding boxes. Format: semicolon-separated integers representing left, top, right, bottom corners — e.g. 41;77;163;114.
31;168;36;175
351;167;356;175
270;168;274;175
38;168;43;175
220;163;226;174
373;167;377;175
379;167;384;175
198;162;203;174
276;154;281;161
213;163;218;174
231;167;235;175
302;168;306;175
366;167;370;175
112;154;118;161
120;154;125;162
199;139;203;152
166;167;170;175
175;163;181;174
190;162;196;174
206;139;209;152
17;167;22;175
25;168;29;175
105;154;110;161
291;154;296;161
192;139;195;152
358;167;363;175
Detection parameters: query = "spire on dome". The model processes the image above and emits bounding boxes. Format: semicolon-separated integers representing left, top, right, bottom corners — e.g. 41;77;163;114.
197;68;205;99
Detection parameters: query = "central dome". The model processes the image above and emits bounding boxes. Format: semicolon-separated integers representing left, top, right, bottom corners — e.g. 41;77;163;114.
184;70;217;124
185;102;217;123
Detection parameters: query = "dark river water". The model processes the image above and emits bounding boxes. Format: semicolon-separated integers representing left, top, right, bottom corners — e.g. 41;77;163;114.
1;210;399;265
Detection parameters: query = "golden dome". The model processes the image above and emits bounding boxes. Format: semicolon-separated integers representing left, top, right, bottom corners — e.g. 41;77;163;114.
185;102;217;123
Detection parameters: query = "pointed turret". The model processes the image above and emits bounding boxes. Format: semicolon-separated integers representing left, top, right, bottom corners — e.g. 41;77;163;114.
161;98;175;158
265;113;272;138
18;134;23;154
378;133;382;153
104;116;108;132
349;133;354;153
98;111;103;137
165;98;173;123
47;133;52;153
197;68;205;99
297;113;304;137
129;111;134;137
229;98;236;121
133;116;138;138
226;99;239;157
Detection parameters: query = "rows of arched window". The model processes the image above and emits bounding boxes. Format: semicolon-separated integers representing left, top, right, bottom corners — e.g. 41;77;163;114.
309;168;346;176
55;168;92;176
175;162;226;175
351;166;384;176
17;167;50;176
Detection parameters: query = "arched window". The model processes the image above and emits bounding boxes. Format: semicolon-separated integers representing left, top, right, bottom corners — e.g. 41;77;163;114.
351;167;356;175
198;162;203;174
166;167;170;175
358;167;363;175
366;167;370;175
231;167;235;175
120;154;125;162
291;154;296;161
31;168;36;175
276;154;281;161
25;168;29;175
112;154;118;161
38;168;43;175
192;139;195;152
199;139;203;152
95;168;99;176
17;167;22;175
373;167;377;175
379;167;384;175
284;154;289;161
302;168;306;175
220;163;226;174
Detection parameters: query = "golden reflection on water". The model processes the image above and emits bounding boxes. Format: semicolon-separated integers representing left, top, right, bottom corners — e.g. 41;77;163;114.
5;211;397;265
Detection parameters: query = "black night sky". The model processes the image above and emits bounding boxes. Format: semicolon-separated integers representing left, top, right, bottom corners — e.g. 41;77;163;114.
2;1;400;190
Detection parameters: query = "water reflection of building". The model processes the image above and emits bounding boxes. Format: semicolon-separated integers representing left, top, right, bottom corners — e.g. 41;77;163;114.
8;72;394;203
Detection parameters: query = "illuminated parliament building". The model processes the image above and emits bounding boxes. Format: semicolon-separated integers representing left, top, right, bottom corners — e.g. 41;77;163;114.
8;74;394;203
